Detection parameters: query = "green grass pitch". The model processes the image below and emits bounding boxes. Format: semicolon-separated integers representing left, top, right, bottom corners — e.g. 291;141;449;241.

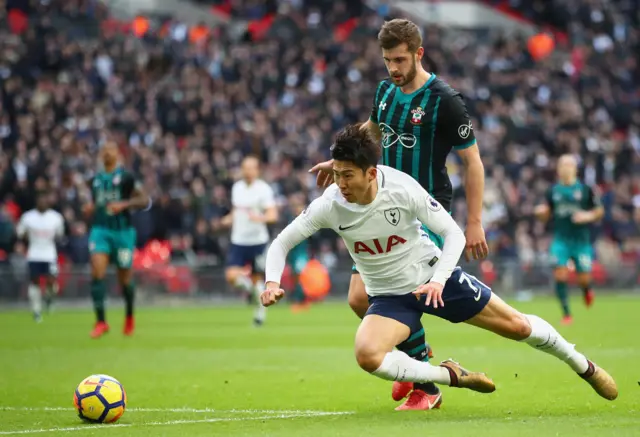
0;295;639;436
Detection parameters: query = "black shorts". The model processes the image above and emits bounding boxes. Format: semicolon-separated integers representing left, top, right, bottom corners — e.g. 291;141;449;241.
28;261;58;281
226;243;267;273
366;268;491;326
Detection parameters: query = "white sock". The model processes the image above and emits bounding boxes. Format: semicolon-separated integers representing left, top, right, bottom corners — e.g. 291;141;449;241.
233;274;253;293
47;282;59;296
523;314;589;374
28;284;42;315
254;302;266;323
372;350;451;385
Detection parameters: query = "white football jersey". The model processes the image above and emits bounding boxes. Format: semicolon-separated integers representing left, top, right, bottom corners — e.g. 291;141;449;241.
265;166;466;296
16;209;65;262
230;179;276;246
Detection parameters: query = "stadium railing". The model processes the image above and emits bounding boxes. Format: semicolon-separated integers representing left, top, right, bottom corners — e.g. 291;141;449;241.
0;260;638;304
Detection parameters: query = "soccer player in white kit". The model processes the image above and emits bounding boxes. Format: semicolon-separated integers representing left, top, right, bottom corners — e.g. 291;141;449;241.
16;193;65;322
260;125;617;410
222;156;278;326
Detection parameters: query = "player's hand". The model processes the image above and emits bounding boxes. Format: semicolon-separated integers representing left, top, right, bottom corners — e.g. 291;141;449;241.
81;203;95;217
260;287;285;307
572;210;592;224
309;159;334;188
465;222;489;261
534;204;549;221
414;281;445;308
106;201;129;215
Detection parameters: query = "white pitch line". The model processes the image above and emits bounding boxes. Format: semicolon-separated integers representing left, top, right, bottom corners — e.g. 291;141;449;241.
0;411;353;435
0;407;340;415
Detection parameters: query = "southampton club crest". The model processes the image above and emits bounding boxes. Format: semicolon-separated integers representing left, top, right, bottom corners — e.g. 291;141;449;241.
410;106;425;125
384;207;401;226
573;190;582;201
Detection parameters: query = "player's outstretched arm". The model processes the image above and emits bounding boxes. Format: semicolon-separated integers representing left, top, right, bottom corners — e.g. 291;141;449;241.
260;281;285;307
309;121;381;188
441;92;487;261
410;181;466;287
457;144;489;261
262;198;329;305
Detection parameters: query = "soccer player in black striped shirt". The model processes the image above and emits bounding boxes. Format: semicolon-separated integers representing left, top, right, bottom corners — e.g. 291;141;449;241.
84;142;150;339
310;19;489;410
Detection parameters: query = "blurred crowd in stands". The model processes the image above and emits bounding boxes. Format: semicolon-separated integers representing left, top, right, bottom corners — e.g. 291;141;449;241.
0;0;639;269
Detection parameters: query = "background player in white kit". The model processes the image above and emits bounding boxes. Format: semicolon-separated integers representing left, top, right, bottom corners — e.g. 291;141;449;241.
16;193;65;322
260;125;617;410
222;156;278;326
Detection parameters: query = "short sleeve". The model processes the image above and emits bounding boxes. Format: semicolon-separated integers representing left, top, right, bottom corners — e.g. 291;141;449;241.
56;213;65;237
16;214;27;237
545;188;555;211
121;172;136;198
585;185;601;209
261;183;276;209
437;94;477;150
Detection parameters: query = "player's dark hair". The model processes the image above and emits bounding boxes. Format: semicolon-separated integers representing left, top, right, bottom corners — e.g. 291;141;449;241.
330;124;380;173
378;19;422;53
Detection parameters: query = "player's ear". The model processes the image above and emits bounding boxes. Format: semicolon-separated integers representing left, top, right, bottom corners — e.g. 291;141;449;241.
415;47;424;61
367;166;377;182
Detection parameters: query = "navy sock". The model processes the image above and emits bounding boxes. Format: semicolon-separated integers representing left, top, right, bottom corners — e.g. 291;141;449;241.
555;281;570;316
91;279;107;322
396;327;439;395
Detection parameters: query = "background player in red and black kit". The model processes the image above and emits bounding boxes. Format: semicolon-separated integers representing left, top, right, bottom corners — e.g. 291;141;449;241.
310;18;489;411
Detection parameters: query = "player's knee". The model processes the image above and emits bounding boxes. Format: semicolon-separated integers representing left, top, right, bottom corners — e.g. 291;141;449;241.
508;312;532;341
354;343;385;373
225;268;239;284
554;268;568;282
91;265;106;280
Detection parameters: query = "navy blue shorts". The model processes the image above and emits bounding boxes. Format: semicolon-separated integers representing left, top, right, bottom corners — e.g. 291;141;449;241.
226;243;267;273
366;268;492;325
28;261;58;281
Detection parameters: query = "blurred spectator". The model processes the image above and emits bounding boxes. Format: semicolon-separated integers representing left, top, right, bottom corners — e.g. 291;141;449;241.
0;0;638;269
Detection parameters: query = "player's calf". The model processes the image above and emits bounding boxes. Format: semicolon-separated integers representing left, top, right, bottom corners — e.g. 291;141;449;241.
355;273;438;400
394;327;439;401
553;267;571;318
117;267;136;333
356;315;494;394
466;293;618;400
44;280;58;312
27;280;43;322
90;253;110;331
